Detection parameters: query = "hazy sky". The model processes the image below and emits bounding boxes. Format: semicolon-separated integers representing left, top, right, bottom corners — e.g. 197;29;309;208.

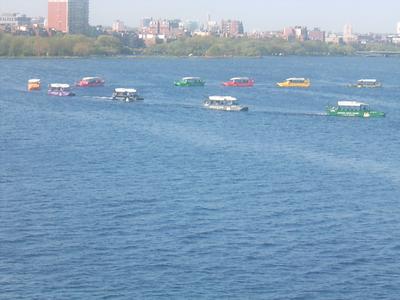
1;0;399;33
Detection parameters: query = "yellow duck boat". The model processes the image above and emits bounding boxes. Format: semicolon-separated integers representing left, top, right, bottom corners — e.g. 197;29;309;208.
277;78;311;88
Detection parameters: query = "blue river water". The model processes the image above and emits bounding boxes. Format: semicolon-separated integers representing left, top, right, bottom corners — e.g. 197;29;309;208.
1;56;400;299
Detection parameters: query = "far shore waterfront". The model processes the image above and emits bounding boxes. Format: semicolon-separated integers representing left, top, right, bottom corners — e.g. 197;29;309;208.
1;33;400;58
2;53;400;59
2;53;400;60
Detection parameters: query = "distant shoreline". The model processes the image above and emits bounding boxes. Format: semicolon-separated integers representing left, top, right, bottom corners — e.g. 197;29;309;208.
3;32;400;58
0;53;398;59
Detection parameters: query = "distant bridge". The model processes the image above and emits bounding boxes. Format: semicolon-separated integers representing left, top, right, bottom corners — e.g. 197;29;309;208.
356;51;400;57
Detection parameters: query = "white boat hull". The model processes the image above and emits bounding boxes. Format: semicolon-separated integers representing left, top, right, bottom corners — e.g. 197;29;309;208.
204;105;248;112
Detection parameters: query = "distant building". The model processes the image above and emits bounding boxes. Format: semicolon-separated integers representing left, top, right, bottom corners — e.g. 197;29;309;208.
112;20;125;32
31;16;46;28
181;20;199;33
343;24;357;43
0;13;17;27
204;14;220;34
397;22;400;35
357;33;386;45
282;27;296;41
206;20;220;34
68;0;89;34
141;19;166;35
47;0;68;32
0;13;31;27
392;36;400;44
248;30;281;39
140;18;152;29
159;20;172;35
308;28;325;42
325;33;343;44
140;18;185;41
357;34;374;45
221;20;244;37
343;24;352;36
47;0;89;34
294;26;308;41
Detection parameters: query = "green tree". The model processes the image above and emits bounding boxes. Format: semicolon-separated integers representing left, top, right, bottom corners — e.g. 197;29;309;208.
95;35;122;55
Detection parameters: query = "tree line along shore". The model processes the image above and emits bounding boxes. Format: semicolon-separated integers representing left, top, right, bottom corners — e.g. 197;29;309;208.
1;32;400;57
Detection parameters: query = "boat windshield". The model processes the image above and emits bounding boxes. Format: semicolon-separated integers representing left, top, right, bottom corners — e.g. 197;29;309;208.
233;78;249;83
358;80;378;85
185;78;201;83
50;85;70;91
288;78;306;83
338;104;369;111
211;100;234;105
116;92;134;96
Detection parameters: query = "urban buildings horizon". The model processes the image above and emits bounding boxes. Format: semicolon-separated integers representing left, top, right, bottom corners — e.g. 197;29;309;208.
1;0;400;34
1;0;400;46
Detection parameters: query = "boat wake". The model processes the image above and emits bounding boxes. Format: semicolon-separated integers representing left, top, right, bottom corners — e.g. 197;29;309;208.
253;109;328;117
83;96;113;100
78;97;329;116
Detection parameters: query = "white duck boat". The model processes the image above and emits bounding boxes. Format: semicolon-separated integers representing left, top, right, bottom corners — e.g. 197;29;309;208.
112;88;144;102
203;96;248;112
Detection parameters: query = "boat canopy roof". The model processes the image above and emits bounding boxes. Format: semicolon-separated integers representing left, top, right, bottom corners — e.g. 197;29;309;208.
50;83;70;88
358;79;378;83
82;76;102;81
208;96;238;102
338;101;368;107
115;88;137;93
230;77;250;81
29;79;41;83
287;77;307;81
182;77;202;80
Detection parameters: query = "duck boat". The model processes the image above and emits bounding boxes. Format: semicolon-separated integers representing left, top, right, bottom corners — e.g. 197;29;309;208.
174;77;205;87
48;84;75;97
349;79;382;88
76;77;105;87
112;88;144;102
327;101;385;118
203;96;248;112
223;77;254;87
28;79;41;91
277;78;311;88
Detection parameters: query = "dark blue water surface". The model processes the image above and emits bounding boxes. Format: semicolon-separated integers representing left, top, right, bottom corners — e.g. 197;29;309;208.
1;57;400;299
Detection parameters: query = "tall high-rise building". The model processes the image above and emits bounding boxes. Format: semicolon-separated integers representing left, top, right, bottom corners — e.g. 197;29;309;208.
47;0;89;34
343;24;357;43
343;24;352;38
397;22;400;35
47;0;68;32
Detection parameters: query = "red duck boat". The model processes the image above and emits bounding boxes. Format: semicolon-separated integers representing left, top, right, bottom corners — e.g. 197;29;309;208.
223;77;254;87
76;77;105;87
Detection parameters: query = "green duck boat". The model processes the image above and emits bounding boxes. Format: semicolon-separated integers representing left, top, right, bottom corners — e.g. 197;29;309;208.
174;77;205;87
327;101;385;118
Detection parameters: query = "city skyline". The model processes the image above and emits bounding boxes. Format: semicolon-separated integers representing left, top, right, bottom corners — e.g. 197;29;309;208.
1;0;400;33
